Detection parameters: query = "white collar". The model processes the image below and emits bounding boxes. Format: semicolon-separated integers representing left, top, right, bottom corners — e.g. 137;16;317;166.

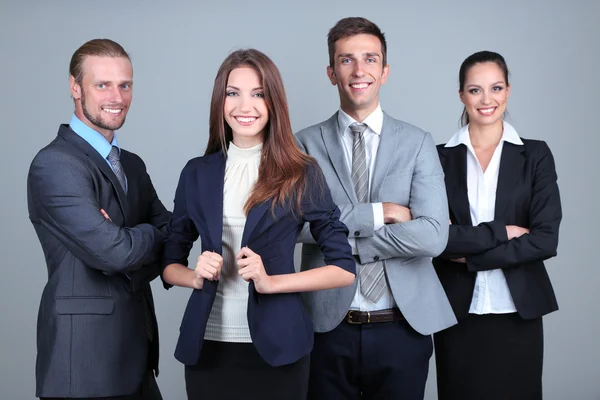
445;121;524;148
337;104;384;136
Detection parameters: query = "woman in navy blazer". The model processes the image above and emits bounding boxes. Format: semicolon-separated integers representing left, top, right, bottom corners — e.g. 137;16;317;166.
162;49;355;400
433;51;562;400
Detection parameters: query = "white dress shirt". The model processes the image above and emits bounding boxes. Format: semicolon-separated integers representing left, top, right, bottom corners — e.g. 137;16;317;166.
445;121;522;314
337;105;395;311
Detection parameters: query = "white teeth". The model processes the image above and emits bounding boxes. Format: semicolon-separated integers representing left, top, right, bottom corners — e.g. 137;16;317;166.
103;108;121;114
479;108;495;114
351;83;369;89
236;116;256;123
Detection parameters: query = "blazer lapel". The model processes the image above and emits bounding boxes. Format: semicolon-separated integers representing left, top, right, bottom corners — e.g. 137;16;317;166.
494;142;526;220
241;202;270;247
321;113;358;203
197;152;226;254
371;113;400;198
439;145;472;225
59;125;130;225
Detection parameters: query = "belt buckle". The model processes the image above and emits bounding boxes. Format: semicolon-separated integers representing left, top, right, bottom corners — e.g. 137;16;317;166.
347;310;361;324
346;310;370;324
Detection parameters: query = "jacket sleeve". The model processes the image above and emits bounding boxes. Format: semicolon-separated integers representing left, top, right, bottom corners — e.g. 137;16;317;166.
161;162;200;288
438;221;509;260
355;132;449;262
28;151;165;275
466;142;562;271
294;136;375;244
301;163;356;275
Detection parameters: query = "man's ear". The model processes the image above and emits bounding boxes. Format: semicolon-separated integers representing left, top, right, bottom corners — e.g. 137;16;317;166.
70;75;81;100
327;66;337;86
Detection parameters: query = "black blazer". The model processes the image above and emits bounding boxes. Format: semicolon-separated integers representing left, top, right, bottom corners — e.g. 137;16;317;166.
433;139;561;320
28;125;170;398
162;151;355;367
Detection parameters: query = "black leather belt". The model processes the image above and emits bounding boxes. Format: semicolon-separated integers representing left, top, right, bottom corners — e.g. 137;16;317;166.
344;308;404;324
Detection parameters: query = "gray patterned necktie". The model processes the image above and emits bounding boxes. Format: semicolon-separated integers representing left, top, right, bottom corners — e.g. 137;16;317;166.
107;146;127;193
350;123;387;303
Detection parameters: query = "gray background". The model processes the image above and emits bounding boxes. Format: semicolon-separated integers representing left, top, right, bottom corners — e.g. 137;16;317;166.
1;0;598;398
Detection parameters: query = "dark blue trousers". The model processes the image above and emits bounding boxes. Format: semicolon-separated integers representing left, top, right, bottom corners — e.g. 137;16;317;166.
308;318;433;400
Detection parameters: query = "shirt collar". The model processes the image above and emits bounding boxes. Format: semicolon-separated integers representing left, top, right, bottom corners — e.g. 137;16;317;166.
445;120;524;148
69;114;120;159
337;104;384;136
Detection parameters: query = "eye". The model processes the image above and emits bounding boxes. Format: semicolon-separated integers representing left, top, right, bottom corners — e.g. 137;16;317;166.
468;88;480;94
366;57;376;63
492;85;504;92
226;91;238;97
341;58;352;64
97;83;106;89
253;92;265;98
120;83;131;90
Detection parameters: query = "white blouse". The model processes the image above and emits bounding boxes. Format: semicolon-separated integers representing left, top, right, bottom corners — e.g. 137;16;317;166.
204;142;262;342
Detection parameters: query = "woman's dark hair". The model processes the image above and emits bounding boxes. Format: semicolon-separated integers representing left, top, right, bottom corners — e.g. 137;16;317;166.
459;50;509;126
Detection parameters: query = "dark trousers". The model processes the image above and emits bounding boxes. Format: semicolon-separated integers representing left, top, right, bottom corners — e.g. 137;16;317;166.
434;313;543;400
185;340;310;400
308;318;433;400
40;370;161;400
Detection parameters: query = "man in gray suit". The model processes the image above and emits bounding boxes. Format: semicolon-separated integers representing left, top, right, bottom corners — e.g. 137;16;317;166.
28;39;170;399
296;17;457;399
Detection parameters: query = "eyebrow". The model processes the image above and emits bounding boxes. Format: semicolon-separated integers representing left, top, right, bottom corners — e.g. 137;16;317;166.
337;53;381;59
226;85;263;91
467;81;506;88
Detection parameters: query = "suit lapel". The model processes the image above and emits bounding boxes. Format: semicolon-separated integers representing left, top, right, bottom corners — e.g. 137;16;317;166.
371;113;400;198
321;113;358;203
59;125;130;225
241;202;270;247
197;152;226;254
494;142;526;220
120;152;139;223
439;145;472;225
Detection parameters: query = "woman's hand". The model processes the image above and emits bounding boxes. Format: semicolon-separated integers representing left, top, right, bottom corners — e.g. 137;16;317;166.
237;247;274;294
194;251;223;288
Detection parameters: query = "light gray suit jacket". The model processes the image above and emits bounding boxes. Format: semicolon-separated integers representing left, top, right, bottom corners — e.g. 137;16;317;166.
295;112;457;335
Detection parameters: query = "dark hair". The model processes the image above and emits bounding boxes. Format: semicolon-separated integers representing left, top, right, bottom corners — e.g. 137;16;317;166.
69;39;130;85
327;17;387;67
459;50;509;126
206;49;316;215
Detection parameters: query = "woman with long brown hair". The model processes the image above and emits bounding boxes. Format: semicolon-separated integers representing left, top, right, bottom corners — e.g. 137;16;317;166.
162;49;355;399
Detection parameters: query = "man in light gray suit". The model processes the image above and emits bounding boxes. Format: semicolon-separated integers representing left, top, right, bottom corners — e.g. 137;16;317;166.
28;39;169;399
295;17;457;399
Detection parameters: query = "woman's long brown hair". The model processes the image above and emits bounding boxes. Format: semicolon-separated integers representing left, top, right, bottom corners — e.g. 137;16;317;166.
206;49;316;215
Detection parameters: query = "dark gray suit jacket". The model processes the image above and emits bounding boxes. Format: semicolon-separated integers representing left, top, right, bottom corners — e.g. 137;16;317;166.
28;124;170;398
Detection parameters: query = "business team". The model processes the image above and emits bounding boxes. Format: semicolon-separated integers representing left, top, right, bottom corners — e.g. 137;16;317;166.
28;16;561;400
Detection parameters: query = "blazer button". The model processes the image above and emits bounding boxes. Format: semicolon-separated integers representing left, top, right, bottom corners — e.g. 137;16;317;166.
374;256;380;261
354;231;360;237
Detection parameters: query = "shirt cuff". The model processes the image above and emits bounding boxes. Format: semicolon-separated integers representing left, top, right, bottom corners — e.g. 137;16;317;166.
373;203;384;231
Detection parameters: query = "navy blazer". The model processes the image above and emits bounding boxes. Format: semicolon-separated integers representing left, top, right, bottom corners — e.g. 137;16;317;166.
433;139;562;320
162;151;355;367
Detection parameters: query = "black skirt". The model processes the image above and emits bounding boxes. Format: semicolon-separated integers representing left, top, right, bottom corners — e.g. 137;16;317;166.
185;340;310;400
434;313;544;400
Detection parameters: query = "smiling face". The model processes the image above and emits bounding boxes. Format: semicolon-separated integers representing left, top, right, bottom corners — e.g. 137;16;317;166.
224;67;269;148
70;55;133;141
327;33;389;121
460;62;510;128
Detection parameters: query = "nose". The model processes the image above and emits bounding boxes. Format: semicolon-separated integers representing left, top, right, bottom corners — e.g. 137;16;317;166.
239;95;253;112
109;86;124;104
481;90;492;105
352;61;365;77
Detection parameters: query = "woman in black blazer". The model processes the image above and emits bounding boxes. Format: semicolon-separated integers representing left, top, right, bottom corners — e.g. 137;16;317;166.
433;51;562;399
161;49;355;400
